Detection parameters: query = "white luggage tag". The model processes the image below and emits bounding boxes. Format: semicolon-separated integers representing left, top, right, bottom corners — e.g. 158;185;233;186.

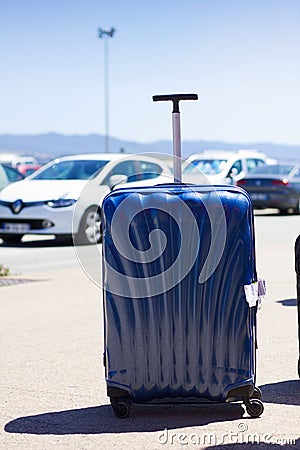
244;278;266;308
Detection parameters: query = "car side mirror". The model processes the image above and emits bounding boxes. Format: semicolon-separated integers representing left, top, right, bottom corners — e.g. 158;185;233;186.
108;174;128;190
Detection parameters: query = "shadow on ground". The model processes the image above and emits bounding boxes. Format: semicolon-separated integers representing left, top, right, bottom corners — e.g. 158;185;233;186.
5;403;245;435
260;379;300;405
5;380;300;436
277;298;298;307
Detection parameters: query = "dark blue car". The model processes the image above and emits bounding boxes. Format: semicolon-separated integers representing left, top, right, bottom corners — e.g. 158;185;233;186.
237;162;300;214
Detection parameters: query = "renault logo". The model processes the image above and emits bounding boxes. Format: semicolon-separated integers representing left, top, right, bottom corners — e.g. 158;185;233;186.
11;199;23;214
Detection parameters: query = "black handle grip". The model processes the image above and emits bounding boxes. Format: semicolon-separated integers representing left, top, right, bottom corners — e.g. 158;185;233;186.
152;93;198;113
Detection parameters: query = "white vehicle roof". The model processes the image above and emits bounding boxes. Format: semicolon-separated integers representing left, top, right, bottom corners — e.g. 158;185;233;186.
186;149;268;161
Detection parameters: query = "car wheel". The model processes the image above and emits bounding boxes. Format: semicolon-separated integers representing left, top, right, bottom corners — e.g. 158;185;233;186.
0;234;23;244
74;206;102;245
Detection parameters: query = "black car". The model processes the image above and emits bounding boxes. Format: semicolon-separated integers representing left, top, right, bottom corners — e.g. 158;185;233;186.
237;162;300;215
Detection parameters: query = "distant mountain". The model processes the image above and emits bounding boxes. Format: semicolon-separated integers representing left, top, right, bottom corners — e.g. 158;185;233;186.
0;132;299;163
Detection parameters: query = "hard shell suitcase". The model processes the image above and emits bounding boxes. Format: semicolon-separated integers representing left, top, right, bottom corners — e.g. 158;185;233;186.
102;94;264;418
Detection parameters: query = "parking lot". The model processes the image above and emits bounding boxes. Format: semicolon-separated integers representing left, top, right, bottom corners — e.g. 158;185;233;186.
0;211;299;449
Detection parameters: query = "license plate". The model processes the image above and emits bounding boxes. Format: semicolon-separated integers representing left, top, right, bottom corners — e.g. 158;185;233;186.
251;193;268;201
2;223;30;232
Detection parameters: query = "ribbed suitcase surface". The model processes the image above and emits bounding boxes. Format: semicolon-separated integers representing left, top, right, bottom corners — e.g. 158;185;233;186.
102;184;257;403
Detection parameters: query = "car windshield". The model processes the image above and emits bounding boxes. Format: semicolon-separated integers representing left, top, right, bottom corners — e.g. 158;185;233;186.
251;164;295;176
183;159;228;175
32;159;110;180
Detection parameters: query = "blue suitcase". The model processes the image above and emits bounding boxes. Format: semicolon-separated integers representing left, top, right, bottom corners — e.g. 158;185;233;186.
101;95;264;418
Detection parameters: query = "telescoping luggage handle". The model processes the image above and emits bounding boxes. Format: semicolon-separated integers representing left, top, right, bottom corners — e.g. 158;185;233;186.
153;93;198;183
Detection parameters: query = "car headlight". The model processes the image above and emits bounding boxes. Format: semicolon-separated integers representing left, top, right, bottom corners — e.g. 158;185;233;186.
47;199;76;208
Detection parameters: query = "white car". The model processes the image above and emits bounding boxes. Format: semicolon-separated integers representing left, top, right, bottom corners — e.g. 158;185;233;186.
0;153;173;245
182;149;275;185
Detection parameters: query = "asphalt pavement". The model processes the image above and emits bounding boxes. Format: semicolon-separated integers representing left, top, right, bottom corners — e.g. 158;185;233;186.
0;213;300;449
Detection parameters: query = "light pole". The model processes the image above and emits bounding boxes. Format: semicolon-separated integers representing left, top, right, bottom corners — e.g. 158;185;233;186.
98;27;115;153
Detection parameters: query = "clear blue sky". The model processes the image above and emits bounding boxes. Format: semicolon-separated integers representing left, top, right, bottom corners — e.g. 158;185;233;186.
1;0;300;145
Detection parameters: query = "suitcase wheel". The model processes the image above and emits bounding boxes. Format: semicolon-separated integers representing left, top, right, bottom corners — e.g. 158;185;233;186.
250;386;262;400
111;397;133;419
243;397;264;418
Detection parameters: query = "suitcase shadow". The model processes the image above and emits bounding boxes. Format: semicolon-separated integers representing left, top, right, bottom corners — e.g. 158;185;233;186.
260;379;300;405
4;403;245;435
277;298;298;307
